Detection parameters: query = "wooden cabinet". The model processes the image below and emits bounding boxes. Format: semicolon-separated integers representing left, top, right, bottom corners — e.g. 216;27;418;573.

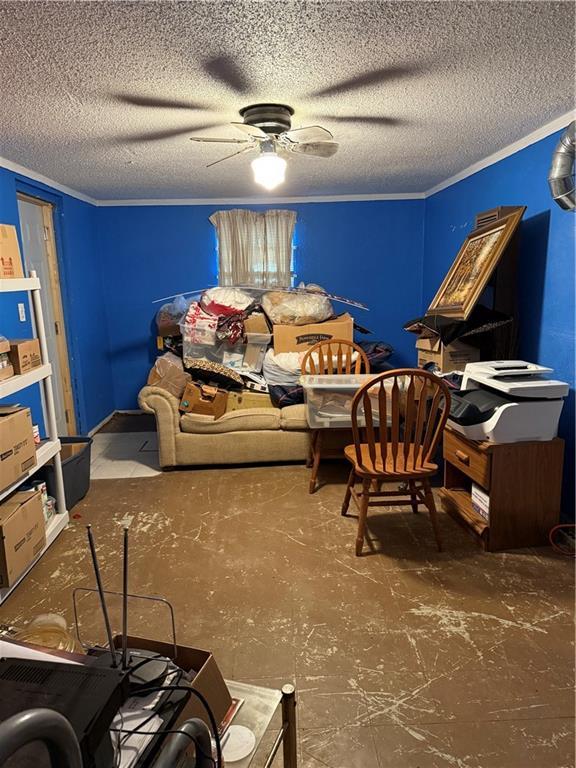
440;428;564;551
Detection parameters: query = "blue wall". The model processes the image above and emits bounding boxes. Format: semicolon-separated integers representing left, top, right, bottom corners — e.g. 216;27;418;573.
423;130;575;519
2;127;574;519
0;168;114;434
97;200;425;409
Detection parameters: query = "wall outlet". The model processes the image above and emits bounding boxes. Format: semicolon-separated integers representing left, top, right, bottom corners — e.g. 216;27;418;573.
18;303;26;322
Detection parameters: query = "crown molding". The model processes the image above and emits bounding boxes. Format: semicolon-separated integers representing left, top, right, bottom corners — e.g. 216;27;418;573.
0;154;98;205
424;110;575;198
95;192;425;206
1;110;573;206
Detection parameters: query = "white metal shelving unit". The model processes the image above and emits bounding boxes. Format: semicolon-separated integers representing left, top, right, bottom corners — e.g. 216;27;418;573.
0;270;69;605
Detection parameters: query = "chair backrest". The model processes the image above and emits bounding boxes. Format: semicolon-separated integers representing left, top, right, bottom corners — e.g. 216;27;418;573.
350;368;451;474
300;338;370;375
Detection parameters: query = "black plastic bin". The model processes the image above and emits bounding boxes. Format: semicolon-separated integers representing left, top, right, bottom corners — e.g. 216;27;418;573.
38;436;93;511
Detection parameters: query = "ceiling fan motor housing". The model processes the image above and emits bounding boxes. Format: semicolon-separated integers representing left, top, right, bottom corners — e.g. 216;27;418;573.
239;103;294;135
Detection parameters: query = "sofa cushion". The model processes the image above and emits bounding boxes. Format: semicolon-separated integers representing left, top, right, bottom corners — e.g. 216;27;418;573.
280;404;308;430
181;408;281;434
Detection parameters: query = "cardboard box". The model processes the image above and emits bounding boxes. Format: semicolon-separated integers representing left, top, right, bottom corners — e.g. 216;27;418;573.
0;362;13;382
243;312;272;372
0;489;46;587
0;224;24;279
113;634;233;732
227;390;275;410
416;335;480;373
180;381;228;419
244;312;270;337
0;407;36;493
9;339;42;374
273;313;354;354
0;339;13;382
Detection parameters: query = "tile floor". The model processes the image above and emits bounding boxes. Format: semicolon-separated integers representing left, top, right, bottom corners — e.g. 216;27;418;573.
90;431;161;479
0;463;573;767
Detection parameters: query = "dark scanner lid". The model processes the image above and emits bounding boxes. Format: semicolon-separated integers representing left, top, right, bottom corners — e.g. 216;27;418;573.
449;388;514;426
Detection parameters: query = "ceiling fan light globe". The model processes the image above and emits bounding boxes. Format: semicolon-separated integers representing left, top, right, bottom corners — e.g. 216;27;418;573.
251;153;286;190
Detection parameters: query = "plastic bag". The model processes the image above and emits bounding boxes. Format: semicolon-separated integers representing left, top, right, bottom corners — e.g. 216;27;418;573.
155;295;189;337
262;349;302;386
262;283;333;326
14;614;81;653
147;352;191;399
201;287;254;316
180;301;218;346
357;341;394;372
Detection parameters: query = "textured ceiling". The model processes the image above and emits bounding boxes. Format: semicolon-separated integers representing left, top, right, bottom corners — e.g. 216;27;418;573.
0;1;574;200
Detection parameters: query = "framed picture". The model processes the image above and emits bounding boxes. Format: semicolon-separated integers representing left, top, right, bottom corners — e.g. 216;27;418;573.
427;207;525;319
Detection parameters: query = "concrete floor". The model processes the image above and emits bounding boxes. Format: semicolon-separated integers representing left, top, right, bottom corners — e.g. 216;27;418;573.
0;463;573;767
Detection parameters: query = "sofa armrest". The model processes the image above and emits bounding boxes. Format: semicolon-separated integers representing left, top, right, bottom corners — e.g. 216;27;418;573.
138;386;180;467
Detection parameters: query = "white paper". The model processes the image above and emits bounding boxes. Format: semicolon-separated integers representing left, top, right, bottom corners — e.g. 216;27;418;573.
112;709;163;768
0;639;80;665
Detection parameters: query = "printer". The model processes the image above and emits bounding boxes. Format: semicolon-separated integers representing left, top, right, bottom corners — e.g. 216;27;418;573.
448;361;569;443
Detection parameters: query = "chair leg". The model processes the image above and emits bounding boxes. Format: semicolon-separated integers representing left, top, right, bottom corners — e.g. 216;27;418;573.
423;478;443;552
309;430;323;494
355;478;371;556
341;468;355;515
306;430;317;468
409;480;418;514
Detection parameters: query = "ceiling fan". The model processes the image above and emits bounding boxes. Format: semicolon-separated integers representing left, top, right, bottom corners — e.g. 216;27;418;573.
187;103;338;189
116;55;413;189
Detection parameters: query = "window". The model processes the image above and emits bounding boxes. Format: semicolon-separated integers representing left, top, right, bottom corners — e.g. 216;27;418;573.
209;209;296;287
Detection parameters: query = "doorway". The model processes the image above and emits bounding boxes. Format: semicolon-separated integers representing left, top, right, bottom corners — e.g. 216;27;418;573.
17;194;77;435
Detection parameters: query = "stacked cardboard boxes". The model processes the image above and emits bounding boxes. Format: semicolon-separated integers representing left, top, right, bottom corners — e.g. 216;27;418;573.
0;406;42;588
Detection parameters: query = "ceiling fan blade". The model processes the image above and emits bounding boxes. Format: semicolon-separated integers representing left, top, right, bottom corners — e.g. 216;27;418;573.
310;65;418;98
318;115;404;126
114;94;206;110
283;125;334;143
289;141;339;158
206;146;254;168
231;122;268;139
204;55;251;94
189;136;250;144
121;123;221;143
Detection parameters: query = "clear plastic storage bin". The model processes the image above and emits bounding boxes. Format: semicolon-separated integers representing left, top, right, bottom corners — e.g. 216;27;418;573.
300;374;383;428
183;337;270;373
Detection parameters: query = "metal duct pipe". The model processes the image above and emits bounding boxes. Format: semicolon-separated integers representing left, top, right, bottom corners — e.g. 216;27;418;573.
548;120;575;211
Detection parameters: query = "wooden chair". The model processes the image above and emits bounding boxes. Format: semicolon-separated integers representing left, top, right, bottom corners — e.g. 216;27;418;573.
341;369;451;556
301;339;371;494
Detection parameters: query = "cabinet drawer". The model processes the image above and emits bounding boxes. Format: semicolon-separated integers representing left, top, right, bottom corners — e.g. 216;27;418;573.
444;430;491;488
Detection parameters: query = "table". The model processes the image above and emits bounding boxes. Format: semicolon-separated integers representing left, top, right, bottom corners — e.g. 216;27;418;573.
441;427;564;550
225;681;297;768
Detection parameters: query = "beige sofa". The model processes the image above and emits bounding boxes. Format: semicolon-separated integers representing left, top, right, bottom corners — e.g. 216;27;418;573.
138;386;311;468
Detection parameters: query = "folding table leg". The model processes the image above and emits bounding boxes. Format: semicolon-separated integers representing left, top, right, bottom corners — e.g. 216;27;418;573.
281;684;298;768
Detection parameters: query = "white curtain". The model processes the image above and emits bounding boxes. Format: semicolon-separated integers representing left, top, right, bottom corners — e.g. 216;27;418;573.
209;209;296;287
